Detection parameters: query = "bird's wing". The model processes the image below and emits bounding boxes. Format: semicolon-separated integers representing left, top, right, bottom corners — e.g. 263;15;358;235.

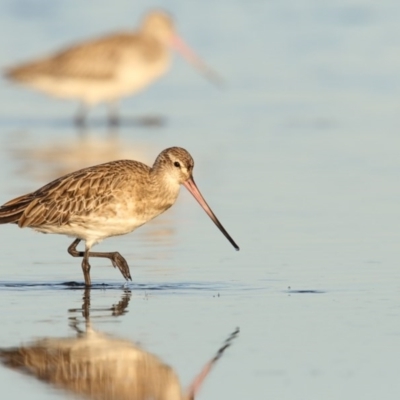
7;160;148;228
6;33;141;81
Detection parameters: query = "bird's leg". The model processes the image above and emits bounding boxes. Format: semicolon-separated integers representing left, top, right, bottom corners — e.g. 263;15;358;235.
82;250;92;287
68;238;83;257
108;100;119;127
68;239;91;286
67;239;132;282
75;102;88;128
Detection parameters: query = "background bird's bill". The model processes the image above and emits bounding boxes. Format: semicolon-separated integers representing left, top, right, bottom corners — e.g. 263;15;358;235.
170;35;225;87
183;177;239;250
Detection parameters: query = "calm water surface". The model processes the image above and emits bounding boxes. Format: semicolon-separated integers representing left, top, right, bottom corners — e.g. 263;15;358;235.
1;1;400;399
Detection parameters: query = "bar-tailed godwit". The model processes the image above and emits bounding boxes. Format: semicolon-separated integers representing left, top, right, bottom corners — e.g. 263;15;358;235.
5;10;221;126
0;147;239;286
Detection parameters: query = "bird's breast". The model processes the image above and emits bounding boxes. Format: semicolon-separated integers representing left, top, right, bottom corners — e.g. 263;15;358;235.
116;48;170;93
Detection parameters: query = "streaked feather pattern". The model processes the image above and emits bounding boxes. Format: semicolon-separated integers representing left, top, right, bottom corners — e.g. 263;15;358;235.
0;160;150;229
0;148;193;235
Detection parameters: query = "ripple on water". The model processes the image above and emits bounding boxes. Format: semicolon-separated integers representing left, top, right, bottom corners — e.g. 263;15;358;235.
285;288;326;294
0;280;256;294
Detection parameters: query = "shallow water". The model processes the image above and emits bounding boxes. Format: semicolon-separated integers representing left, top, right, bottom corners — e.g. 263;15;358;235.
1;0;400;399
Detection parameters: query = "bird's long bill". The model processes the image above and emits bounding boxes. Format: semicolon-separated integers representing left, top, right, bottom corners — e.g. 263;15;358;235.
183;177;239;251
170;35;224;87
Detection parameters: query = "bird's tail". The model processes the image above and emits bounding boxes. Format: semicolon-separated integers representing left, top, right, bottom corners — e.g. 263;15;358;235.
5;64;34;83
4;58;48;83
0;194;32;224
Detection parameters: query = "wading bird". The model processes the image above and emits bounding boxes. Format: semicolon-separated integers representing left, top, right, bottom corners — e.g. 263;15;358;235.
0;147;239;285
5;10;222;126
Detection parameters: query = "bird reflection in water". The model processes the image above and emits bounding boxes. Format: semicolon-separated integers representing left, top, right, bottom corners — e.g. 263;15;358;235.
0;289;239;400
8;129;153;182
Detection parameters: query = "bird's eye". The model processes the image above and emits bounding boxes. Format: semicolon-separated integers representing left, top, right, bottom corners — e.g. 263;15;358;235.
174;161;181;168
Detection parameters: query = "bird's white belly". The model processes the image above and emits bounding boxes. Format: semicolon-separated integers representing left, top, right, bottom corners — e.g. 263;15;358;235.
28;58;169;104
34;216;146;248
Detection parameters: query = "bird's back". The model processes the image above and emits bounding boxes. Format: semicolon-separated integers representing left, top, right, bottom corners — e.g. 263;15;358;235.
0;159;150;229
5;32;170;103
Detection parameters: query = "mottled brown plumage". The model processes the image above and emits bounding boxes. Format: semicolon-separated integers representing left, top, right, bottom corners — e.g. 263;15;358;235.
6;29;169;83
1;160;151;228
0;147;239;285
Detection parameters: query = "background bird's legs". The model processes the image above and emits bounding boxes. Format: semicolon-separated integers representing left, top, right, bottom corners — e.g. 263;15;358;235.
108;100;119;127
75;102;88;128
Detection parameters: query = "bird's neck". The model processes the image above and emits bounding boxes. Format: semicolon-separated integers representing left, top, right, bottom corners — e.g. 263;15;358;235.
147;169;180;208
140;27;171;47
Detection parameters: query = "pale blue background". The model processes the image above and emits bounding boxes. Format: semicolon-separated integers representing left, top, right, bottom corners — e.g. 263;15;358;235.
1;1;400;399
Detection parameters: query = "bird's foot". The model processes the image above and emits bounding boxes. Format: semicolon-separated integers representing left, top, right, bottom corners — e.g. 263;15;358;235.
75;114;87;129
110;252;132;281
108;115;120;127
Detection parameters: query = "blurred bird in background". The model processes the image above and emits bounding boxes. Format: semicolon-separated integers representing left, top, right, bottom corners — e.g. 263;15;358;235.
5;10;222;127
